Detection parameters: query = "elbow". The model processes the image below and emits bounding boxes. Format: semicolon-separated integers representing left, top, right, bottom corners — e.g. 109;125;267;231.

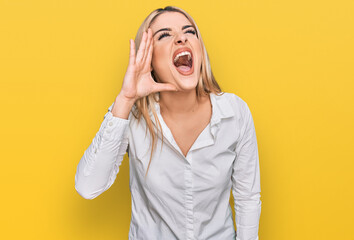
75;169;101;200
75;184;98;200
237;191;261;203
233;190;262;210
75;173;101;200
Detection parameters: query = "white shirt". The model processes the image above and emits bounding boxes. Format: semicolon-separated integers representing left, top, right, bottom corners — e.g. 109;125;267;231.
75;92;262;240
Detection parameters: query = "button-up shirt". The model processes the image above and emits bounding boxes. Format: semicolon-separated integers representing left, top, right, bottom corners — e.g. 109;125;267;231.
75;92;262;240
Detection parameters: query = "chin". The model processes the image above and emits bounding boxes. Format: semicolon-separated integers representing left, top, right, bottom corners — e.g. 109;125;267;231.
171;63;201;92
174;76;198;92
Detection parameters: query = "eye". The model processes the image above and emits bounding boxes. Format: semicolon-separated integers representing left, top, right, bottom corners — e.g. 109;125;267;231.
158;32;171;40
157;29;197;41
186;29;196;35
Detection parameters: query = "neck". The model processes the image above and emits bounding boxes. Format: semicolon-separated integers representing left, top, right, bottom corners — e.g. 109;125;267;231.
158;90;199;115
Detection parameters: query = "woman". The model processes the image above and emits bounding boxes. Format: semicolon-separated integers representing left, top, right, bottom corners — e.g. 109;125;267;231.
75;6;261;240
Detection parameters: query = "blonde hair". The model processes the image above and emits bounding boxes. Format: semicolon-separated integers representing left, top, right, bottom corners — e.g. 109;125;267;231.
131;6;223;178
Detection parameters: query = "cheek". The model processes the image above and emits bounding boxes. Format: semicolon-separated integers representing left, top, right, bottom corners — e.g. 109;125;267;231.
193;42;202;64
195;50;202;69
151;48;174;82
152;47;168;62
152;48;170;68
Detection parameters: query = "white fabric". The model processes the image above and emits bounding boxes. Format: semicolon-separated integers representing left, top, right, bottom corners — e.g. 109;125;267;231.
75;92;262;240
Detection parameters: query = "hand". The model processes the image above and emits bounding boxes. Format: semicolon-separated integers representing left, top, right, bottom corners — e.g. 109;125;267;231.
118;28;177;102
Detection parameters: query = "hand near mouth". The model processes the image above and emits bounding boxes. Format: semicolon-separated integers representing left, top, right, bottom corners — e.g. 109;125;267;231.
119;28;178;103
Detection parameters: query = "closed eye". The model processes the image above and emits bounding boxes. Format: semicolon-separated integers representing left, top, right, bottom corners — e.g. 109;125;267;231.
186;30;196;35
158;32;171;40
158;29;197;40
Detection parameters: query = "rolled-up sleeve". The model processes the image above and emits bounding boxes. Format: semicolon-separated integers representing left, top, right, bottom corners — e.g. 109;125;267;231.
232;101;262;240
75;102;130;200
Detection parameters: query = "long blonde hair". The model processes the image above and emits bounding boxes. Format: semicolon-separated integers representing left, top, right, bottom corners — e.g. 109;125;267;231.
131;6;223;178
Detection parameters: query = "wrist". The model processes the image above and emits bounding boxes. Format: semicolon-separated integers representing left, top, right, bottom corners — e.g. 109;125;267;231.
116;93;136;106
111;93;136;119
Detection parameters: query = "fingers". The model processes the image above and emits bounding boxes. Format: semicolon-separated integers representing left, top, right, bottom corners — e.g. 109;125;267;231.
144;30;154;71
129;39;135;66
135;30;147;63
142;28;152;63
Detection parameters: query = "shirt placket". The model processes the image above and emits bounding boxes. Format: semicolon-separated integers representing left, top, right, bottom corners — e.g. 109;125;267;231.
148;93;224;239
185;153;194;240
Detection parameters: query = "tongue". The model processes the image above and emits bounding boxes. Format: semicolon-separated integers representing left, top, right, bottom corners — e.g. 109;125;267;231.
177;65;191;72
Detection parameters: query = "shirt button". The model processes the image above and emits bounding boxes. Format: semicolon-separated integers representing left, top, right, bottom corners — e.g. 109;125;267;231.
108;121;113;126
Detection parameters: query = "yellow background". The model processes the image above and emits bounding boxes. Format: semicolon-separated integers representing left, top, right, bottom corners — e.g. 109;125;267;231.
1;0;353;239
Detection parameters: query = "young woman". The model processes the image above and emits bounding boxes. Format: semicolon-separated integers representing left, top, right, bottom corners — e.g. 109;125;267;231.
75;6;262;240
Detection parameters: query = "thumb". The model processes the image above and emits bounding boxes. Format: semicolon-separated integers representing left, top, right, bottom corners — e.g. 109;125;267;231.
153;83;178;93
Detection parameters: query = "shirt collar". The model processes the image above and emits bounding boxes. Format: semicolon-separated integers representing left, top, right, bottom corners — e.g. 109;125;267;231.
146;92;235;157
209;92;235;125
148;92;235;126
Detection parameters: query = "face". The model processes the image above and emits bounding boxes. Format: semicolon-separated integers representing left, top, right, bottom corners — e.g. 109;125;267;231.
149;12;202;92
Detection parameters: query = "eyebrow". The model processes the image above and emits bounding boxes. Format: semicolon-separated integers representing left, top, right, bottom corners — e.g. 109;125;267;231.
153;25;195;37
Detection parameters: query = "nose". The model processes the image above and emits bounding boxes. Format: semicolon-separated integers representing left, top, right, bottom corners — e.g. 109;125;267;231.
175;32;187;44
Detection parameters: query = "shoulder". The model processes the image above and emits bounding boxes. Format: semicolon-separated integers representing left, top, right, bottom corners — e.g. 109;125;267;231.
218;92;248;106
213;91;251;119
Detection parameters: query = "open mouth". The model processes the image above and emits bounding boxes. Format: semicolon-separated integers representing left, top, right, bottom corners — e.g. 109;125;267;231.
172;50;194;76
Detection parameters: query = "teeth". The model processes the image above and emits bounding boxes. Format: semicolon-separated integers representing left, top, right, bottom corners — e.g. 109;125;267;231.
174;51;192;63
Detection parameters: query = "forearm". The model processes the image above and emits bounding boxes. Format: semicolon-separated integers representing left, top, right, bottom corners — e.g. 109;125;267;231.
75;104;130;199
234;193;262;240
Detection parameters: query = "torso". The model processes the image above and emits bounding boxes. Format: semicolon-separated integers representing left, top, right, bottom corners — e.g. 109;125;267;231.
160;94;212;157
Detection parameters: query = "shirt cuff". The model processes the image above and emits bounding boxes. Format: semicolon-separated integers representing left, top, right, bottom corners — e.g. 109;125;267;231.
98;111;130;141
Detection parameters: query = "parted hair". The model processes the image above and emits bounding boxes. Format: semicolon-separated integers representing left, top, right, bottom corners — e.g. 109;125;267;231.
131;6;222;178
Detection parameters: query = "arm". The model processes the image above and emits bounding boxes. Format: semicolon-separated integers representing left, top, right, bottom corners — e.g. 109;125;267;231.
74;97;133;200
74;29;177;199
232;102;262;240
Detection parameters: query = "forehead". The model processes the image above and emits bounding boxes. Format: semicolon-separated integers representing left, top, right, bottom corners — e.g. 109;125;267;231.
150;12;192;30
